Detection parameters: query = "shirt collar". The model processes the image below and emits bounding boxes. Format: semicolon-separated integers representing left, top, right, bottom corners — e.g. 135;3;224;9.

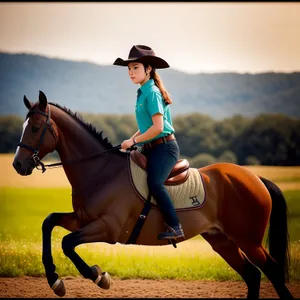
138;79;155;95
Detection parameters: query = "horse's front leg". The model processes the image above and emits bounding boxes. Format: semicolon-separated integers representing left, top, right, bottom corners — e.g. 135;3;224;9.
61;217;116;291
42;212;80;296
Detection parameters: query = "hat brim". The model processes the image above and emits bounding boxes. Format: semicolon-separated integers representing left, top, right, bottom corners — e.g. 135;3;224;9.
113;56;170;69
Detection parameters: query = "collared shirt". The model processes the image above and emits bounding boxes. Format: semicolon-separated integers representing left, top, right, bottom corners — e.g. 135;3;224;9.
135;79;175;144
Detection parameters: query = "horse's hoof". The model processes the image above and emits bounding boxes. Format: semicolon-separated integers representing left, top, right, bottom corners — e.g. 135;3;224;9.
91;264;102;278
91;264;111;289
91;264;102;285
99;272;111;289
51;279;66;297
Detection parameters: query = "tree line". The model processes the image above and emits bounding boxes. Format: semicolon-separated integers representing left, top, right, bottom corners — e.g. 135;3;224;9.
1;113;299;167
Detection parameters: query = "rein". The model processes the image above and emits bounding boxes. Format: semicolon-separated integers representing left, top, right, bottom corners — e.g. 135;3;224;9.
18;105;136;173
42;144;122;171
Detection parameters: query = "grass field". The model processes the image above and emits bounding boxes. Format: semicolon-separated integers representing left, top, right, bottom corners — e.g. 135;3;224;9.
1;154;300;281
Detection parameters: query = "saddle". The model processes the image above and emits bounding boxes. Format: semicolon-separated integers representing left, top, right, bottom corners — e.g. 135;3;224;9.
130;150;190;185
128;150;205;248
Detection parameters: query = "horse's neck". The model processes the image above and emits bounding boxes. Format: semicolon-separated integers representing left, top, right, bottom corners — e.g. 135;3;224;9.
52;106;108;189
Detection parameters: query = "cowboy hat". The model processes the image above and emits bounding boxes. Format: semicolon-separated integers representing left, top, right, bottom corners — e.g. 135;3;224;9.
113;45;170;69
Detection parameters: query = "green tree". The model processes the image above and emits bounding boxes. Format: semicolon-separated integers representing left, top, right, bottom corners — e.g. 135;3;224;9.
0;115;23;153
190;153;217;168
232;114;300;166
245;156;261;166
218;150;237;164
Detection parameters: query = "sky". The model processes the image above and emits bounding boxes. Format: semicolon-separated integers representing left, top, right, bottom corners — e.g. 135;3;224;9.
0;2;300;74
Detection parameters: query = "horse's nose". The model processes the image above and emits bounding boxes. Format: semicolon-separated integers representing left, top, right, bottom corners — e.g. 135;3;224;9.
13;160;22;173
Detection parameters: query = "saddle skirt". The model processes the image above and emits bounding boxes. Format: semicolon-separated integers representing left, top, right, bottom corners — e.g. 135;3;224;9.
129;151;206;211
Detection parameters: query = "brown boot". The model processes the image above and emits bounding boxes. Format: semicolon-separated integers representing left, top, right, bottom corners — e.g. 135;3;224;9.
158;223;185;240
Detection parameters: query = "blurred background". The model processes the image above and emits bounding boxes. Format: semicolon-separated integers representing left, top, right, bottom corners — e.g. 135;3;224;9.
0;2;300;166
0;2;300;284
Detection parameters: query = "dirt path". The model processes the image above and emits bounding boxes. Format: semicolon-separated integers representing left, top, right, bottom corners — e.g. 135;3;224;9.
0;277;300;298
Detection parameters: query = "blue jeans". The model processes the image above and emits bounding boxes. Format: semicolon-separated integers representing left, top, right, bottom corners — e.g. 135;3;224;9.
142;140;180;227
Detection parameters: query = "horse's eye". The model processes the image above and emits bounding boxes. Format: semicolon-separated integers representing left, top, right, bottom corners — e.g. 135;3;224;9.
32;126;40;133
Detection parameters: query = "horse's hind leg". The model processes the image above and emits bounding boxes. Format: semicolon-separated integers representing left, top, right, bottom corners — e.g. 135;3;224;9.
201;232;261;299
240;244;294;300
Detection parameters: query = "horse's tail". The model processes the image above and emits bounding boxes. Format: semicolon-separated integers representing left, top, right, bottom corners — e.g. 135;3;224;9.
259;176;290;282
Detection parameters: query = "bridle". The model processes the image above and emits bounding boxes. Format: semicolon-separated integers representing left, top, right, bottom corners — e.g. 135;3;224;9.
17;105;57;173
17;105;126;173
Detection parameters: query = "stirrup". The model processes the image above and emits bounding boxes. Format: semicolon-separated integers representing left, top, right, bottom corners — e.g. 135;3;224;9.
158;223;185;241
168;239;177;248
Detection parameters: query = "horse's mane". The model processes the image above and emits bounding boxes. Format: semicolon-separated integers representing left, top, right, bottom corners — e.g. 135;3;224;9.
49;102;113;149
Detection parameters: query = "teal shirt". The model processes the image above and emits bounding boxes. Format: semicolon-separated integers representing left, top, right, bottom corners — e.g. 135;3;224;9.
135;79;175;144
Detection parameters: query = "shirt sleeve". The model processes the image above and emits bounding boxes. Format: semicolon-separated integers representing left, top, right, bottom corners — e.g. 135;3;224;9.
146;90;164;117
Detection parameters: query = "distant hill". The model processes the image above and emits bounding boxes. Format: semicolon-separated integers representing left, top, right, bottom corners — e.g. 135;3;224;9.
0;52;300;119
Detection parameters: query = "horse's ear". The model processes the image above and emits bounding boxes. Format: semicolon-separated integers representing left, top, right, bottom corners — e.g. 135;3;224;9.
39;90;48;110
23;95;33;110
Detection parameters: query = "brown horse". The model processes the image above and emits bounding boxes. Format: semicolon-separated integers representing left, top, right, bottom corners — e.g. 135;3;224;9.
12;91;294;299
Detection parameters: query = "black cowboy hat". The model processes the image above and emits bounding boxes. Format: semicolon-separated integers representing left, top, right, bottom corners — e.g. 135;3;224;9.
113;45;170;69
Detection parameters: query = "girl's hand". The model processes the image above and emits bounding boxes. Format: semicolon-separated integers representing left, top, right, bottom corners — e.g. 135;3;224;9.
121;138;135;151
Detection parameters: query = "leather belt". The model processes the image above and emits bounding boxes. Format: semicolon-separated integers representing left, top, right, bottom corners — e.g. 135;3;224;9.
143;134;176;150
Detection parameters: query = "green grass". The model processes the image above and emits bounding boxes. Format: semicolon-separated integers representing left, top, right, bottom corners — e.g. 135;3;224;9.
274;177;300;183
0;187;73;241
0;187;300;281
0;239;244;280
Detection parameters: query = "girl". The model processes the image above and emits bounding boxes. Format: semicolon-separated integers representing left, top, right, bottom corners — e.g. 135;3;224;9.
113;45;185;240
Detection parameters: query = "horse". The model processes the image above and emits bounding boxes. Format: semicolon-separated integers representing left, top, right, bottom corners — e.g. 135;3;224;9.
12;91;294;299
